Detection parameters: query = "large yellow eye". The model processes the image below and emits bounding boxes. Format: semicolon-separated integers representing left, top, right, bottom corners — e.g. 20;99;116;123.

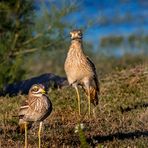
33;86;39;91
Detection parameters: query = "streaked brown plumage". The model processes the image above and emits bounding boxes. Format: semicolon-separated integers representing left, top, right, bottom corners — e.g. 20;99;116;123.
64;29;100;115
18;84;52;148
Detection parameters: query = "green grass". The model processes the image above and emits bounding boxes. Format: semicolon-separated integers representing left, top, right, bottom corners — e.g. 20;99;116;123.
0;64;148;147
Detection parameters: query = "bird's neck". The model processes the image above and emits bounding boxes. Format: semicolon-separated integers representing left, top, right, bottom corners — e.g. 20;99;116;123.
69;39;84;54
28;93;42;99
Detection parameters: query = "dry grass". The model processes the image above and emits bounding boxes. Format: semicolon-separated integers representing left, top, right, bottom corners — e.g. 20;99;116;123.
0;64;148;147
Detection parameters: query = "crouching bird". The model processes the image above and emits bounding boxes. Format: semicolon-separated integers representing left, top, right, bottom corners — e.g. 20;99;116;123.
64;29;100;116
18;84;52;148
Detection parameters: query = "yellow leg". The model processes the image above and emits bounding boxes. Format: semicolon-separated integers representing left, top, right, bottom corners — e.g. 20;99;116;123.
87;88;91;116
24;122;27;148
75;86;81;116
38;122;42;148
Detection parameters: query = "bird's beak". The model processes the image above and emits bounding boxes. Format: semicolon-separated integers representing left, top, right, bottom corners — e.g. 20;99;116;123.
41;89;46;94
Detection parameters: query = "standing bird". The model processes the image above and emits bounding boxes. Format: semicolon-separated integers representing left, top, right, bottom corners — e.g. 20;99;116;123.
18;84;52;148
64;29;100;116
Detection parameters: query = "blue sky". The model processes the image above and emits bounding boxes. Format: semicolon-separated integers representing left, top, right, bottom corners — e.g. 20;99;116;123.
35;0;148;53
65;0;148;42
36;0;148;36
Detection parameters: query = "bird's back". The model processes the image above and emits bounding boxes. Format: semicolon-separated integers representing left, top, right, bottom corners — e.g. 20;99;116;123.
84;56;100;106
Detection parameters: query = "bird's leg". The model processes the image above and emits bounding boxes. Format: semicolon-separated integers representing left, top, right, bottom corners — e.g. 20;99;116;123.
38;122;43;148
24;122;28;148
87;88;91;116
74;86;81;116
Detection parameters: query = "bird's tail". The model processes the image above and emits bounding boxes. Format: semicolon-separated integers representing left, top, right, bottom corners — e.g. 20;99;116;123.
17;119;32;133
19;123;26;133
89;86;99;106
83;85;99;106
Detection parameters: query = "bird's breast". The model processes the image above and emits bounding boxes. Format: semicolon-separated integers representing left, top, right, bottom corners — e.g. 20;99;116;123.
65;56;93;85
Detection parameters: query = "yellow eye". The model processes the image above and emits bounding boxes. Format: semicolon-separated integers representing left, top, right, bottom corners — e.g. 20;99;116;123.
33;86;38;91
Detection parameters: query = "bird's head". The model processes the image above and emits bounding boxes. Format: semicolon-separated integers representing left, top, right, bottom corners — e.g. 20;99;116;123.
29;84;46;96
70;29;83;40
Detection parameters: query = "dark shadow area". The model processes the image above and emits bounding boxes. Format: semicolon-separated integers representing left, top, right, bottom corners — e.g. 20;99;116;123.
0;73;68;97
120;102;148;113
87;131;148;146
